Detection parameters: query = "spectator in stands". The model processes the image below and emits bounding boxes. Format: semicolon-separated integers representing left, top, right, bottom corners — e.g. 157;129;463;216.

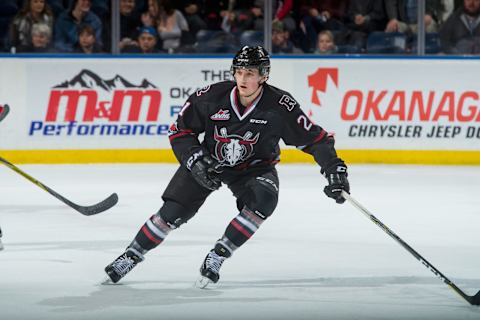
296;0;349;53
117;0;142;50
440;0;480;54
73;24;102;53
254;0;296;32
314;30;338;54
200;0;230;30
122;26;162;53
141;0;160;28
384;0;442;34
9;0;54;50
220;1;257;33
346;0;387;50
271;20;303;54
54;0;102;52
157;0;189;53
440;0;457;24
17;22;55;53
179;1;207;46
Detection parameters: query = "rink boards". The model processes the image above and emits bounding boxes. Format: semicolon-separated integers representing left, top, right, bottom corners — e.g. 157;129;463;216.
0;56;479;165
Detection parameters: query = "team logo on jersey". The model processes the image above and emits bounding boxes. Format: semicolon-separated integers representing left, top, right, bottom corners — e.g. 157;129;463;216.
196;85;211;96
279;95;297;111
210;109;230;121
213;126;259;167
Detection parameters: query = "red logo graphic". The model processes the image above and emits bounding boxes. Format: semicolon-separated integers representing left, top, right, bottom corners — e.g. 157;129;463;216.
210;109;230;121
307;68;338;106
45;69;161;122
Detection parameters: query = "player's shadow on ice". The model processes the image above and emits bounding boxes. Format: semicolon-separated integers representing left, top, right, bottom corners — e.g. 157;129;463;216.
39;276;480;312
40;282;265;313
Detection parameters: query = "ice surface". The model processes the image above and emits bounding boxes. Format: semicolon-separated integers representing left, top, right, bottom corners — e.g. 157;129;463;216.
1;163;479;320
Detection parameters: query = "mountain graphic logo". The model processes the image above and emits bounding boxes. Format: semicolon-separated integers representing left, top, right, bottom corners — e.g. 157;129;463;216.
54;69;157;91
307;68;338;107
46;69;161;122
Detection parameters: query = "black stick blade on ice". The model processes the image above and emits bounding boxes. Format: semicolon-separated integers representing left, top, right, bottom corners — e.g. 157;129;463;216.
0;156;118;216
466;291;480;306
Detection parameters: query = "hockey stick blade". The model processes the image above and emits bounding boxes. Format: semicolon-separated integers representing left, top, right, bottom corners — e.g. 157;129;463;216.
341;191;480;306
0;104;10;122
60;191;118;216
467;291;480;306
0;156;118;216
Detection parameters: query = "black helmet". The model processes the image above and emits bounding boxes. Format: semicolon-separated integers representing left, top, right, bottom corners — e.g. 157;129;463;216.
231;45;270;79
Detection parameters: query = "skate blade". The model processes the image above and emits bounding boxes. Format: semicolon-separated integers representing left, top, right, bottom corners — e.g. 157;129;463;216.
195;276;213;289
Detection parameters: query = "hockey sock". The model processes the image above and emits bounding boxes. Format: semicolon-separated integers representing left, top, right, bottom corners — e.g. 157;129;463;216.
130;214;173;253
215;207;265;257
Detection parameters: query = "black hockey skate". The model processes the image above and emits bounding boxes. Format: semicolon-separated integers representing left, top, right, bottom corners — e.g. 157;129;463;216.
104;248;144;283
196;249;227;288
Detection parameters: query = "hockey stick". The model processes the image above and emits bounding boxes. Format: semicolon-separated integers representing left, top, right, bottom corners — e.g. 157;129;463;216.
0;156;118;216
0;104;10;122
341;191;480;306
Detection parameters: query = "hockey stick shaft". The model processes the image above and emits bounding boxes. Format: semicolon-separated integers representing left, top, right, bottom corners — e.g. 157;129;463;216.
0;104;10;122
341;191;480;305
0;156;118;216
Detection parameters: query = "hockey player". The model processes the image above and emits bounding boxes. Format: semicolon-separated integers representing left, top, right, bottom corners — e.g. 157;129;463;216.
104;45;350;287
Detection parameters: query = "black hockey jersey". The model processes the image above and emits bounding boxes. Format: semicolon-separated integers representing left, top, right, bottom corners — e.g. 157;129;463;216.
168;81;339;170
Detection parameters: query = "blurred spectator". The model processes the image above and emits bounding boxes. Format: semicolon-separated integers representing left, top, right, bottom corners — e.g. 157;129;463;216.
115;0;142;50
440;0;480;54
272;0;296;32
251;0;296;32
220;0;256;33
122;26;162;53
9;0;54;50
180;1;207;45
441;0;457;24
346;0;387;50
54;0;103;52
73;24;102;53
156;0;189;53
271;20;303;54
384;0;442;34
121;0;142;40
17;22;55;53
141;0;160;28
296;0;349;53
200;0;230;30
314;30;338;54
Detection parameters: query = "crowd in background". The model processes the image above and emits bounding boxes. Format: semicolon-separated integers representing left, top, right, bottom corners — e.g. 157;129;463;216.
0;0;479;55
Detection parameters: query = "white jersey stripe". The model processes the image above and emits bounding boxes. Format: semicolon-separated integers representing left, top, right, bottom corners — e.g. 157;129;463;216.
146;219;167;240
236;215;258;232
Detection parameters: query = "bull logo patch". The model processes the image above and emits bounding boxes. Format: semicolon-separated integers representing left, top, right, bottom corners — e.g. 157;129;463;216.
213;126;259;167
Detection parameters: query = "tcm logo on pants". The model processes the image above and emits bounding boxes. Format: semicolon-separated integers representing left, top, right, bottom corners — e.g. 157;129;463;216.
45;69;162;122
307;68;339;107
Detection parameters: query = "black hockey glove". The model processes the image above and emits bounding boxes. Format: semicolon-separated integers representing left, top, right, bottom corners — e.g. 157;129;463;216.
322;159;350;204
186;149;222;191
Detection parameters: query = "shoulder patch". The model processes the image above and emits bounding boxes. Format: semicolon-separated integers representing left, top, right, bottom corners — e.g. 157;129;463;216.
279;94;297;111
196;85;211;96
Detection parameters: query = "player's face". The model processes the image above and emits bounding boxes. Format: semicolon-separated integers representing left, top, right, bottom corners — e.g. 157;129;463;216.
234;67;264;97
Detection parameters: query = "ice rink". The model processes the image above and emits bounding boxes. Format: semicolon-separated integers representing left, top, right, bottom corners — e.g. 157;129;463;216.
0;163;479;320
